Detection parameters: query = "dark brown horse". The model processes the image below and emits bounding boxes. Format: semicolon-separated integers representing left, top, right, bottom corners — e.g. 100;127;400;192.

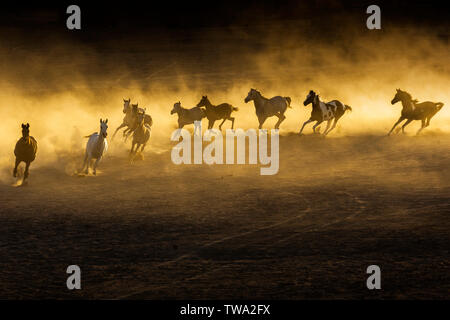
13;123;37;182
388;89;444;135
196;96;238;130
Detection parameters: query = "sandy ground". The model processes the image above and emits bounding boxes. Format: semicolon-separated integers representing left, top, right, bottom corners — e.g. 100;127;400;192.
0;132;449;299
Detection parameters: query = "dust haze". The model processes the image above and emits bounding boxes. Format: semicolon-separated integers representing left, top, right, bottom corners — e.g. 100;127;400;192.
0;24;448;177
0;15;449;299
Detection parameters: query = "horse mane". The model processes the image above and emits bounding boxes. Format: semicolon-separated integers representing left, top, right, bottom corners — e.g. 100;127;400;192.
314;93;321;103
400;90;413;101
202;96;213;107
254;89;268;101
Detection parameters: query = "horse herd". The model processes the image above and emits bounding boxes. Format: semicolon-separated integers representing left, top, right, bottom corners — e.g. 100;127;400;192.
12;88;444;184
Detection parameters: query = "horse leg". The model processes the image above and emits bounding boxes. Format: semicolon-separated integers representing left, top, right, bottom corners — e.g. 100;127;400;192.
416;119;426;135
112;123;127;140
274;113;286;129
124;130;133;143
299;119;313;135
23;161;30;181
258;116;267;129
93;157;102;175
13;158;20;177
313;121;323;134
130;142;136;157
401;119;413;134
85;155;91;174
131;143;140;163
174;124;184;140
229;117;235;130
325;118;338;135
322;120;332;136
208;120;215;129
80;152;87;171
193;123;200;136
218;118;227;130
388;117;405;136
424;114;435;129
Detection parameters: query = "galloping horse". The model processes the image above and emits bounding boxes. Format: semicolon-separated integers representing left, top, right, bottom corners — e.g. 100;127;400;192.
196;95;238;130
388;89;444;135
130;111;151;161
299;90;352;135
112;99;153;141
244;88;291;129
81;119;108;175
170;101;206;135
13;123;37;183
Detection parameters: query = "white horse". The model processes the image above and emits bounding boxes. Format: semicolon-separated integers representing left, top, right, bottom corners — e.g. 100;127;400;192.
81;119;108;175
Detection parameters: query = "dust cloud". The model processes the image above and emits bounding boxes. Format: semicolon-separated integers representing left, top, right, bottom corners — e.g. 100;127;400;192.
0;22;448;183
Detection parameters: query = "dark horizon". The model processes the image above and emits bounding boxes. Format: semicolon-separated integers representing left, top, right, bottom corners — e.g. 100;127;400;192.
0;1;448;31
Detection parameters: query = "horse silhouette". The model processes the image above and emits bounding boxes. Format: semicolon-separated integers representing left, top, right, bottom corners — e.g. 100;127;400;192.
196;95;238;130
112;99;153;141
171;101;206;135
13;123;37;183
130;110;151;161
244;88;291;129
299;90;352;135
388;89;444;135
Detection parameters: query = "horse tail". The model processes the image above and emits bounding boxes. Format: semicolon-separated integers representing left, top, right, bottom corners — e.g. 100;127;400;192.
285;97;292;108
436;102;444;111
344;105;353;112
232;106;239;112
